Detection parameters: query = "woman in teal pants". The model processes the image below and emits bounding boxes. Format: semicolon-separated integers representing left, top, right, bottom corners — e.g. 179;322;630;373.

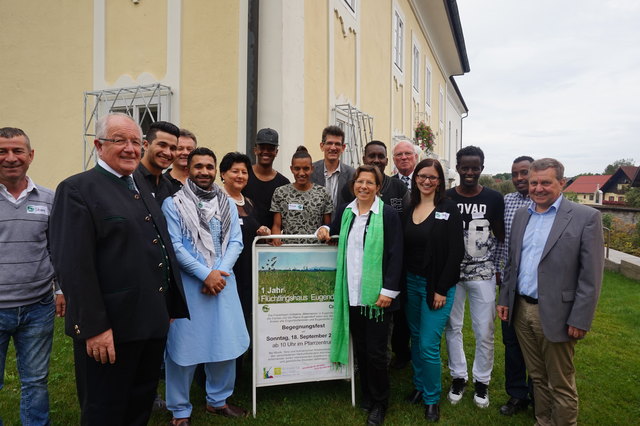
403;159;464;422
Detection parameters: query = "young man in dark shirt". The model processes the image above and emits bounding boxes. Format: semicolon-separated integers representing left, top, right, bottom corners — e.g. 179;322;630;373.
444;145;505;409
242;128;290;228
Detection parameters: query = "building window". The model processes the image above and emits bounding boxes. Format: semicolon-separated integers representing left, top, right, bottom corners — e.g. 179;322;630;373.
609;196;614;201
412;43;419;93
619;196;625;202
343;0;356;14
425;61;432;108
393;10;404;72
589;194;594;200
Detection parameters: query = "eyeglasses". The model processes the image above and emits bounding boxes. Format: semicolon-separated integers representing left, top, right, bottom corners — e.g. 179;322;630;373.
394;152;415;158
415;174;439;182
97;138;143;148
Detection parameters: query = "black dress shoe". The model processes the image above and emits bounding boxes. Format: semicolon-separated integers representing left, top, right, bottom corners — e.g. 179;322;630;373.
360;398;373;413
499;397;530;416
405;389;423;404
425;404;439;422
367;404;386;425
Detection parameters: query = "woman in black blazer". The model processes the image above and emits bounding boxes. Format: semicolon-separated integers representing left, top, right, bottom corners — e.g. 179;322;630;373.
317;164;403;426
403;159;464;422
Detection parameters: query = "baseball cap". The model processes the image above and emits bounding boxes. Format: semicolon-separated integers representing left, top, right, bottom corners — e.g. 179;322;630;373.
256;128;279;146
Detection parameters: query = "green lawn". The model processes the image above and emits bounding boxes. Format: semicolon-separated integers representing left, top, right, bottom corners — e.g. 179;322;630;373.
1;271;638;425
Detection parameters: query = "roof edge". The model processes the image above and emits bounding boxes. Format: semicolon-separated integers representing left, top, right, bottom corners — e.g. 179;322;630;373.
444;0;470;74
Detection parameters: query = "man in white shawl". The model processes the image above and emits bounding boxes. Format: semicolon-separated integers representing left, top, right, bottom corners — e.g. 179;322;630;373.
162;147;249;425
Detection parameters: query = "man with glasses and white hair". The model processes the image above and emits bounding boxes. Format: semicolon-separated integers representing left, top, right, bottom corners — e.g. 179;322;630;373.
392;140;420;189
50;113;189;425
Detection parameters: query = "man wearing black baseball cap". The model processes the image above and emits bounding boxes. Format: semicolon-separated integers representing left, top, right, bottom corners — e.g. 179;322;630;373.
242;128;290;228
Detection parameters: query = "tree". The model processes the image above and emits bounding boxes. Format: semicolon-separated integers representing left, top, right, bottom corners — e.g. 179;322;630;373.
603;158;635;175
625;187;640;208
564;192;579;202
493;172;511;182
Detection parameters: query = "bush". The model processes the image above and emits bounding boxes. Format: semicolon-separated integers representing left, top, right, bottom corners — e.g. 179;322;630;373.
607;217;640;256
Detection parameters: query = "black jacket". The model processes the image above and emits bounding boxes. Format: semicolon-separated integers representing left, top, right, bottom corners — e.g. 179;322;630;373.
50;166;189;342
403;199;464;309
329;201;404;312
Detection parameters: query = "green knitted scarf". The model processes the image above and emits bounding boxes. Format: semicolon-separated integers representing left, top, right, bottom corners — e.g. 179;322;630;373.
330;199;385;366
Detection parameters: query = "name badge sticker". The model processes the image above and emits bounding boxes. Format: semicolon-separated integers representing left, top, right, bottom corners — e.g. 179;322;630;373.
26;205;49;215
471;212;484;219
239;218;244;225
435;212;450;220
288;203;304;211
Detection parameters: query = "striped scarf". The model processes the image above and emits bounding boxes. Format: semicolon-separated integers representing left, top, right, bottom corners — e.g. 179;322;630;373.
173;179;231;267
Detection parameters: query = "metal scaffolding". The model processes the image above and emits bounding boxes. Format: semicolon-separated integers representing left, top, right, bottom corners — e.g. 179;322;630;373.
83;83;172;170
333;104;374;168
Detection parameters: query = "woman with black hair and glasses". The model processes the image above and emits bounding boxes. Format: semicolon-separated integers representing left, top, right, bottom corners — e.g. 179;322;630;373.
403;158;464;422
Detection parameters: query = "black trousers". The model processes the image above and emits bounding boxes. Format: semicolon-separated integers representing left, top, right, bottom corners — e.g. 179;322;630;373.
501;319;533;400
349;307;391;407
73;337;166;426
391;307;411;363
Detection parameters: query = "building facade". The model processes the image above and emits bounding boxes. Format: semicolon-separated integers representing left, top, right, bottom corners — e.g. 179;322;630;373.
1;0;469;188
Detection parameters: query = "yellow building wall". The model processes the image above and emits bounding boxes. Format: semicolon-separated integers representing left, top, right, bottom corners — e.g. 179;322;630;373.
0;0;93;189
105;1;166;84
359;1;392;146
333;12;357;106
180;0;240;154
304;0;329;161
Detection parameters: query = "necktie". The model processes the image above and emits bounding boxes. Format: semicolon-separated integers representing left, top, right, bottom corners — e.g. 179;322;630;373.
401;175;410;188
121;175;137;193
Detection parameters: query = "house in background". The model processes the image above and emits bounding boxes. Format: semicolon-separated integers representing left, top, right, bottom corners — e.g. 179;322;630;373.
600;166;639;205
563;175;611;205
0;0;470;189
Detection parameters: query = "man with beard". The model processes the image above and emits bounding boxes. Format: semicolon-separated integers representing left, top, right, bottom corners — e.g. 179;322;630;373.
135;121;180;204
242;128;290;227
162;147;249;425
165;129;197;192
495;156;535;416
444;145;504;409
50;113;188;425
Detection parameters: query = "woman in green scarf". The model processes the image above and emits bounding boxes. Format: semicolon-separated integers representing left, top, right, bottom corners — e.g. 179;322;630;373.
317;164;403;426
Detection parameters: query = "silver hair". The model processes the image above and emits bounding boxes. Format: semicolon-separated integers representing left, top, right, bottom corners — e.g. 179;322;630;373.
530;158;565;180
392;140;419;156
95;113;142;140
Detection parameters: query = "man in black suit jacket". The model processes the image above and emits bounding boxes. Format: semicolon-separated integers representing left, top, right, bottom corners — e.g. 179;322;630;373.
50;113;188;426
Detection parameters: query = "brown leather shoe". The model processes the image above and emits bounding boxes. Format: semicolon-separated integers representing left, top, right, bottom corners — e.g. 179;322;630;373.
205;403;249;418
169;418;190;426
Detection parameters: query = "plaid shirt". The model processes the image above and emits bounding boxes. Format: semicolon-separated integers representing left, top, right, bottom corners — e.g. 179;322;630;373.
496;191;530;276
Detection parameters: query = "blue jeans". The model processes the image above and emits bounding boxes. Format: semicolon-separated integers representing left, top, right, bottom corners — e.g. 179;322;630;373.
405;273;455;404
0;293;55;426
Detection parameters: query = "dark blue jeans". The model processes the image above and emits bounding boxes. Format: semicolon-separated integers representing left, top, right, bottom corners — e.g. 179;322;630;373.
502;318;533;400
0;293;55;426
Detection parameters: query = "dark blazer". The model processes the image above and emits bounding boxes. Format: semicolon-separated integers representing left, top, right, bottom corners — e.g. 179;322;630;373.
403;199;464;309
329;201;404;312
499;197;604;342
50;166;189;343
311;159;356;209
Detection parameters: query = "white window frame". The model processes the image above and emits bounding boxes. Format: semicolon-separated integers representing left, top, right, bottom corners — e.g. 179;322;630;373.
393;8;404;74
343;0;357;15
425;59;432;111
439;85;444;126
412;41;420;95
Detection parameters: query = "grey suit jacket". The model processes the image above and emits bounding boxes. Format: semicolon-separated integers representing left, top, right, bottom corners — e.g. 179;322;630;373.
499;197;604;342
310;159;356;211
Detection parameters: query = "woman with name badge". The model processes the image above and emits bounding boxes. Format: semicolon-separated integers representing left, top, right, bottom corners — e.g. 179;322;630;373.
317;164;403;426
270;146;332;245
402;158;464;422
219;152;270;332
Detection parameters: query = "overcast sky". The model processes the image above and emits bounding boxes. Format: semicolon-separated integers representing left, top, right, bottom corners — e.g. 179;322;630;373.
455;0;640;177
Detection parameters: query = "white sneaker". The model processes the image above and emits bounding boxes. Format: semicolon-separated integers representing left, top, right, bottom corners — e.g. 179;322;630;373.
473;381;490;408
447;378;466;404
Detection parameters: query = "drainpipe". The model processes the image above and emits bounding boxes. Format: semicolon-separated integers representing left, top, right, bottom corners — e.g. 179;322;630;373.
246;0;260;161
